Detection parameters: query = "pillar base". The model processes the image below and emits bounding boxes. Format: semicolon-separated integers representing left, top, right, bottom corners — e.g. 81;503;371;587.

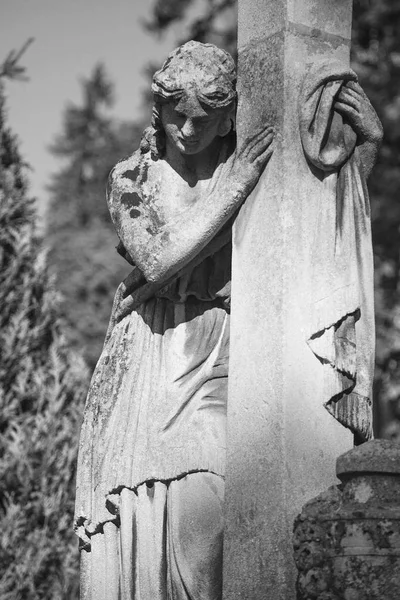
293;440;400;600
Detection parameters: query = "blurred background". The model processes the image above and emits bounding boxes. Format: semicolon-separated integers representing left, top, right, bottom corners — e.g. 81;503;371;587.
0;0;399;597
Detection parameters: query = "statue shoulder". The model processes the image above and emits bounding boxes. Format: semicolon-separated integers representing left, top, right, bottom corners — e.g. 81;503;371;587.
107;150;141;199
107;150;156;211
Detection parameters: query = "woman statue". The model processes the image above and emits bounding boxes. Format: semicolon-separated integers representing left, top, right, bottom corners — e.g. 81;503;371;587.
74;41;274;600
74;41;381;599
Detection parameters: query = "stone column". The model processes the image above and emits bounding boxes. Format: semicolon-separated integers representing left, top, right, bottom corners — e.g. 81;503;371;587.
223;1;355;598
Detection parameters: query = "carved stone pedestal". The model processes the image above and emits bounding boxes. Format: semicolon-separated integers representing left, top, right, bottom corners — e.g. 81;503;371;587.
293;440;400;600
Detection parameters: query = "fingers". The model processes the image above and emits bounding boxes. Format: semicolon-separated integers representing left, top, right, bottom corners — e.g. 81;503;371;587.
238;125;274;149
232;125;275;186
337;88;361;111
334;101;357;114
345;80;367;98
249;128;274;152
343;83;377;125
244;125;274;152
336;82;376;133
334;101;360;125
247;136;274;164
242;127;275;161
256;139;275;166
340;86;361;101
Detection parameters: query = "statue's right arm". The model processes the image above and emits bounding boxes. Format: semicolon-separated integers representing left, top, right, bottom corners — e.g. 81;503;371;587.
108;127;274;285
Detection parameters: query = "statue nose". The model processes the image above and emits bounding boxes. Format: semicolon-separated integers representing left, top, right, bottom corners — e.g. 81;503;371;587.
181;118;196;138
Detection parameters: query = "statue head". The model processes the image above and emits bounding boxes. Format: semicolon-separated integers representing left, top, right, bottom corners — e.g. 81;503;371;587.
141;41;237;158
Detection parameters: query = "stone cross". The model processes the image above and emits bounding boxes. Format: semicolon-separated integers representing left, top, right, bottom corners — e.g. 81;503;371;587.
223;1;358;598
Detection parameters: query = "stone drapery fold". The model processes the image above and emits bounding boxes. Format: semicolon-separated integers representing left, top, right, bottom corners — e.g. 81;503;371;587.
299;62;374;442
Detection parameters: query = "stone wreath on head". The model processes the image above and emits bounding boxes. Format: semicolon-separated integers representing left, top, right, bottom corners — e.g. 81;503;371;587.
140;40;237;159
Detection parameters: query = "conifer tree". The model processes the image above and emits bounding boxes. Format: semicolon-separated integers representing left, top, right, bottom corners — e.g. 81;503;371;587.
47;64;141;369
0;49;87;599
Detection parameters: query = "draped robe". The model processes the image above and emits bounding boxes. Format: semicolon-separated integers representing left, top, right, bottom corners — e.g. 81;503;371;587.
299;62;374;442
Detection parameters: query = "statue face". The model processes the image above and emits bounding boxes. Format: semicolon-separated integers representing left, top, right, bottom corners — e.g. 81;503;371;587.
161;96;230;156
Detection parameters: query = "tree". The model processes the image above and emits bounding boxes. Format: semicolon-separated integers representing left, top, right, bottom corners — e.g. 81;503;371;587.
146;0;400;438
0;49;87;598
48;63;115;227
146;0;237;57
47;65;142;369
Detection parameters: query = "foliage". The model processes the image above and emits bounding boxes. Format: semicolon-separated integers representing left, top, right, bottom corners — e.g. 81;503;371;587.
0;82;88;598
146;0;237;57
47;65;141;369
0;39;34;82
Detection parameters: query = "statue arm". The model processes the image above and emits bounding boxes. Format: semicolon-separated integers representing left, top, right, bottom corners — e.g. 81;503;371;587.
108;127;274;285
334;81;383;179
356;138;382;180
109;175;237;284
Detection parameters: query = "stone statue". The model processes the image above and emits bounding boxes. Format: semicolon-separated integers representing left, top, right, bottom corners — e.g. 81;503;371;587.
74;41;274;600
74;41;382;600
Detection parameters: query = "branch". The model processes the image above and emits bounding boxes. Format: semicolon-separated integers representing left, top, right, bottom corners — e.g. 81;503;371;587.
0;38;34;81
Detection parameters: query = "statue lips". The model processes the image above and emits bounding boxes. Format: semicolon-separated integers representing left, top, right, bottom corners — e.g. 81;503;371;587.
180;136;200;145
179;136;201;151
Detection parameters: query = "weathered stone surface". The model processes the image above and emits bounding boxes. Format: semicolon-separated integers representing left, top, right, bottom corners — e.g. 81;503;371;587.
337;438;400;477
223;0;381;598
294;440;400;599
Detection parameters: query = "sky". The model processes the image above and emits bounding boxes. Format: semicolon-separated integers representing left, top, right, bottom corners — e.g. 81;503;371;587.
0;0;178;214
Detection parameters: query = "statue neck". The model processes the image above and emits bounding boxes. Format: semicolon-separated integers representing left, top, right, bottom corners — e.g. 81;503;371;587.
164;136;225;182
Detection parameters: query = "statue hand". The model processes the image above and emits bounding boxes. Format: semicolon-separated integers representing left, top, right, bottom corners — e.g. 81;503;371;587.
334;81;383;144
232;125;275;193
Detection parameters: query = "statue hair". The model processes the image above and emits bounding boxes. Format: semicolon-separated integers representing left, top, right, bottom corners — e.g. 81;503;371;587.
140;104;165;158
140;41;237;160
